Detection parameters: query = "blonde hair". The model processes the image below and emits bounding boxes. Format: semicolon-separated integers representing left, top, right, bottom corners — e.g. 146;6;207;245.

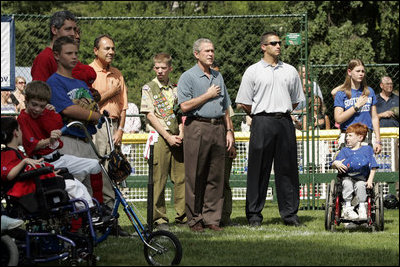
15;76;26;83
339;59;369;99
153;52;172;66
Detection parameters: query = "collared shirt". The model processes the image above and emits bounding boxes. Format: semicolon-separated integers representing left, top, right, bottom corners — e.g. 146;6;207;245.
376;93;399;127
235;59;304;115
89;60;128;119
140;77;177;131
177;64;231;118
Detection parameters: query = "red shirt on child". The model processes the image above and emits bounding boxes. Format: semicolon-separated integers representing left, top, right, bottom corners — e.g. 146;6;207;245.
1;148;56;198
17;109;64;157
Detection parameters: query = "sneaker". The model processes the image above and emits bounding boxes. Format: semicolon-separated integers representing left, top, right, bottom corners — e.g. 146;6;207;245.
90;207;114;227
358;204;367;221
343;206;358;220
1;215;24;231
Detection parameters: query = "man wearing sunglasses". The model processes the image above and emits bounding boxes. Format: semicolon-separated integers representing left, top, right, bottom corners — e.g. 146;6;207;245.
236;31;305;228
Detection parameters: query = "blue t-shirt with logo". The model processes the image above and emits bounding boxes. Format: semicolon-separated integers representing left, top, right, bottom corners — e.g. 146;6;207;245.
332;146;378;180
334;87;377;131
47;73;96;138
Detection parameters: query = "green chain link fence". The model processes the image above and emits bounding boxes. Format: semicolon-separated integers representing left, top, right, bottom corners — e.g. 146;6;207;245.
4;13;398;209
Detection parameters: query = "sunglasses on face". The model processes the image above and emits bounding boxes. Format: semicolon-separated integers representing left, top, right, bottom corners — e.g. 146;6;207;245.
264;41;282;46
17;81;26;84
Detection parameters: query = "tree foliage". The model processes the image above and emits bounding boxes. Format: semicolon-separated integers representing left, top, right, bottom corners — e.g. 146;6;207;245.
2;1;398;124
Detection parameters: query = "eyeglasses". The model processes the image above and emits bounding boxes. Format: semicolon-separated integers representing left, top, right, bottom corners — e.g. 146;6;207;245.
264;41;282;46
17;81;26;84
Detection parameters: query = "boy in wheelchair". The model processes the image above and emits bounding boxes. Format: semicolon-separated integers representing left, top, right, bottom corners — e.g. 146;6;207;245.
1;117;108;226
17;80;106;208
331;122;378;221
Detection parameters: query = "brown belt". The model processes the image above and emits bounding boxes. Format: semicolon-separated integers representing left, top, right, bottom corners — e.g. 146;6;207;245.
190;116;224;125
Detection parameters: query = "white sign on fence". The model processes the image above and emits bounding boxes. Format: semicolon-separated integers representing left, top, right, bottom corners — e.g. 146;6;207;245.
1;15;15;91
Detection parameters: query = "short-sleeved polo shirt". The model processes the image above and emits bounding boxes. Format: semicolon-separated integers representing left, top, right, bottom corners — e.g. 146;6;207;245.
177;64;231;118
376;93;399;127
235;59;304;115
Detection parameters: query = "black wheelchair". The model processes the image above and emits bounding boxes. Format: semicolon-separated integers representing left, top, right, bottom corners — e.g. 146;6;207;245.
324;177;384;232
1;166;103;266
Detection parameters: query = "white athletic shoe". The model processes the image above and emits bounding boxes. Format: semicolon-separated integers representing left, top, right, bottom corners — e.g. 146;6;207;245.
343;206;359;220
358;204;367;221
1;215;24;231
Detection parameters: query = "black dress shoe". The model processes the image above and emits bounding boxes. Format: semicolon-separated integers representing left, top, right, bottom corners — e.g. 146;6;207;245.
284;219;303;227
110;224;130;237
249;220;261;227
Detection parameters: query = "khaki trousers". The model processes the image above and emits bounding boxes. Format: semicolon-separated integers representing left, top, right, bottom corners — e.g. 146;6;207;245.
152;135;186;225
93;120;117;209
184;119;225;227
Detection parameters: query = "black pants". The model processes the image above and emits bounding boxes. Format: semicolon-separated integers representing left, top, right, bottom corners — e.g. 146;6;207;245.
246;113;299;223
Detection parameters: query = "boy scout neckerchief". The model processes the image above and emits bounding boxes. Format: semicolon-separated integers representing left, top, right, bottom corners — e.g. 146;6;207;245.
147;80;179;135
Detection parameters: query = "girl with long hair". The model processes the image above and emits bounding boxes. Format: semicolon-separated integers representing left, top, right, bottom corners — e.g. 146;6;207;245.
333;59;382;154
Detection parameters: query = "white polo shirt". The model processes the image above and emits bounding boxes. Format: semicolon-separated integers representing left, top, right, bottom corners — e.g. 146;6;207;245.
235;59;305;115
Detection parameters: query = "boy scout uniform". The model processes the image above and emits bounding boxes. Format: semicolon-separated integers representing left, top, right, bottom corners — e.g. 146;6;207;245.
140;78;186;225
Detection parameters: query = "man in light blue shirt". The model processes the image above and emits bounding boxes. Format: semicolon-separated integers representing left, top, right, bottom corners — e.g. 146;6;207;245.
177;38;234;232
236;31;305;227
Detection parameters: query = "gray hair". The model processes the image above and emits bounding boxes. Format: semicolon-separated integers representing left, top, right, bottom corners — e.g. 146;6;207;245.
193;38;213;54
49;10;77;40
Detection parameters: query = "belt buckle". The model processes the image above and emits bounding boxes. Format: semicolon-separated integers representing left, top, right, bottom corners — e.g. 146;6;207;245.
210;118;217;124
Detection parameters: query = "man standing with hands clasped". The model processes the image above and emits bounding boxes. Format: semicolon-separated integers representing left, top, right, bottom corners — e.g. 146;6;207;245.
178;38;234;232
236;31;305;227
140;53;186;231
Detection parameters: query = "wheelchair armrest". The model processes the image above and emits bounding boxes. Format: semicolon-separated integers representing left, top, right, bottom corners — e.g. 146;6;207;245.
16;166;54;181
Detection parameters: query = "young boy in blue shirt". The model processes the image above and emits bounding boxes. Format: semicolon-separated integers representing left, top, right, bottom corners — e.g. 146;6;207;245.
331;122;378;220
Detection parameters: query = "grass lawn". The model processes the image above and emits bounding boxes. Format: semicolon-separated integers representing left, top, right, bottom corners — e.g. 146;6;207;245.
94;201;399;266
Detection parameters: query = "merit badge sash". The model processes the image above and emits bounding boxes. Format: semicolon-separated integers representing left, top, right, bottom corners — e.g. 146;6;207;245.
147;81;179;135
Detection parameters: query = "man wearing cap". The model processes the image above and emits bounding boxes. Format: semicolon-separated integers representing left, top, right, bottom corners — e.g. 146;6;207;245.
177;38;234;232
376;76;399;127
140;52;186;231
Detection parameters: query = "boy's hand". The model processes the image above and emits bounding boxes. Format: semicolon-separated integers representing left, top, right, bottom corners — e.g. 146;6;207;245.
45;104;56;111
332;159;347;173
366;181;373;189
50;130;62;140
23;158;44;168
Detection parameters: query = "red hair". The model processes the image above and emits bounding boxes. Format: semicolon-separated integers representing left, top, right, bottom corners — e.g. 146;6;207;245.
346;122;368;141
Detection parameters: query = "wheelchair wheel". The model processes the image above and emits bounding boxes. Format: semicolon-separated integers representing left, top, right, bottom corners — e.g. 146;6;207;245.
324;180;336;231
373;183;384;231
144;230;182;266
1;235;19;266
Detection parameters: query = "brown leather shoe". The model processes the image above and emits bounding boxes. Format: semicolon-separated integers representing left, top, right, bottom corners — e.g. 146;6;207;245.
206;224;223;231
190;222;204;232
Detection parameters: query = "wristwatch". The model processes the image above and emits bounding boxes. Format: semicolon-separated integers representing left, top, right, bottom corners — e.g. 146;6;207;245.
226;128;234;133
353;105;360;112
